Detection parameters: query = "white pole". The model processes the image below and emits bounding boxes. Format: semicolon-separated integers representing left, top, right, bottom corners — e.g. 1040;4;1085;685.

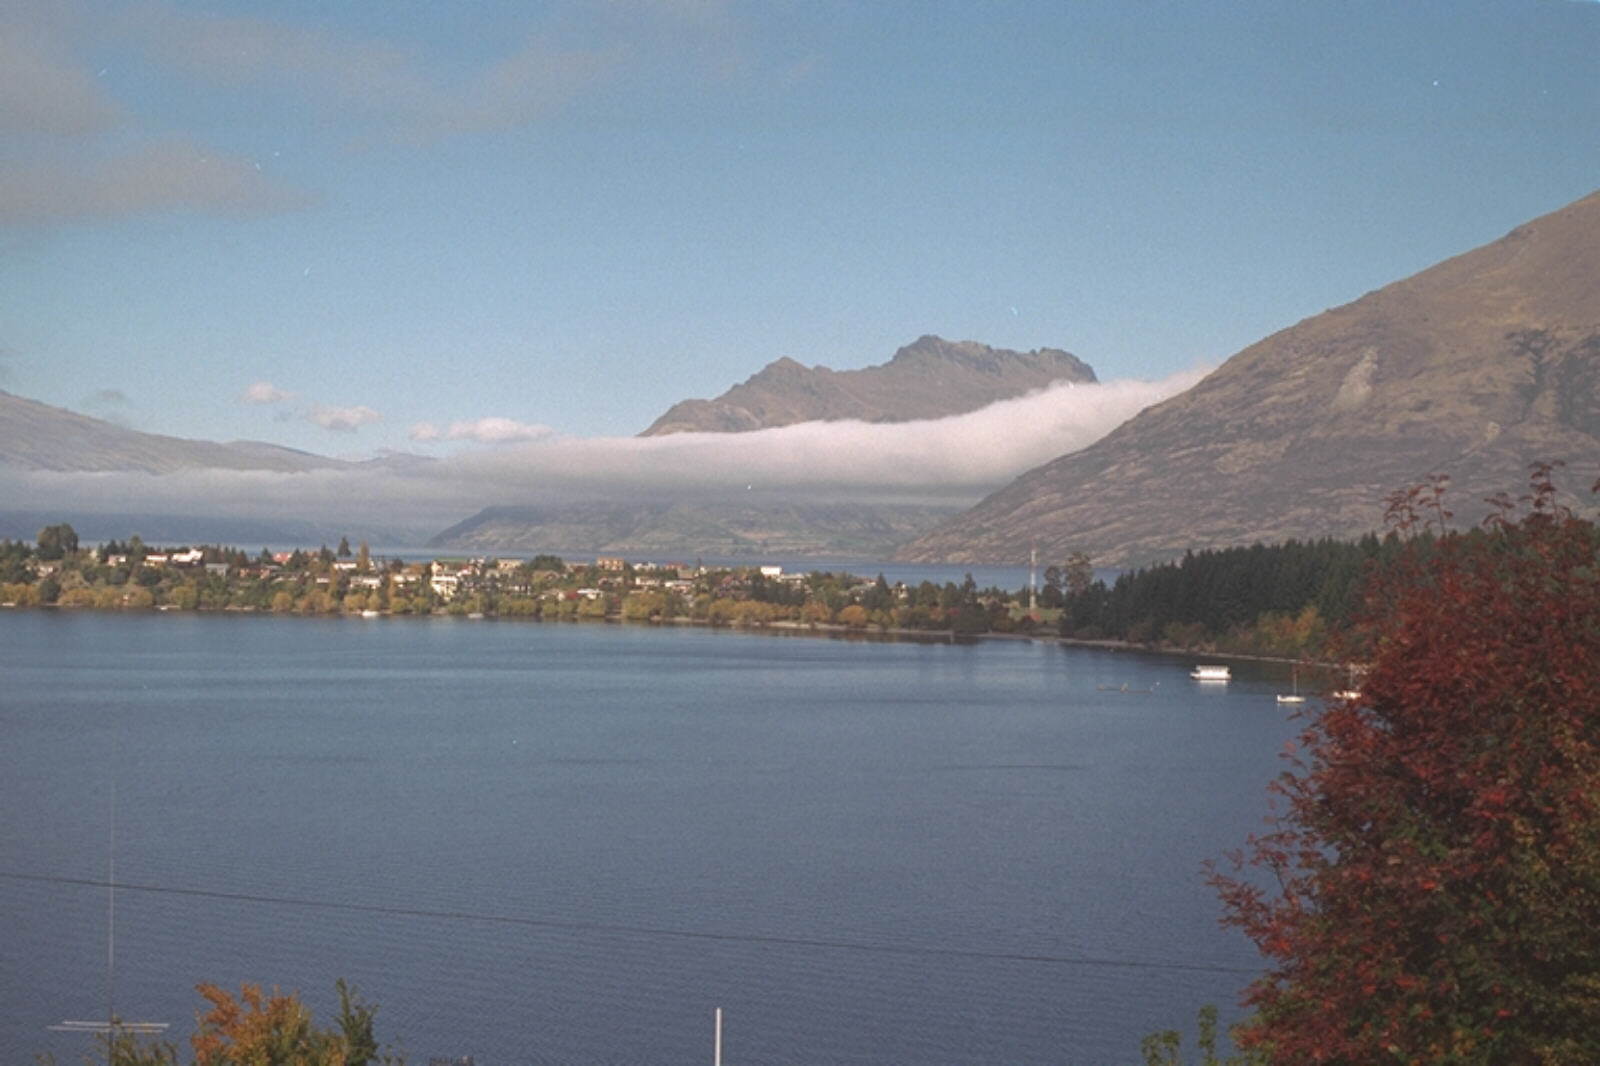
713;1007;722;1066
1028;546;1037;611
107;780;116;1034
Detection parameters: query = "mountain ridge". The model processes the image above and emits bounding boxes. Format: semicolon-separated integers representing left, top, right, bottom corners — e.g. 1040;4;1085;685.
895;190;1600;567
640;334;1096;435
0;389;352;474
428;499;962;559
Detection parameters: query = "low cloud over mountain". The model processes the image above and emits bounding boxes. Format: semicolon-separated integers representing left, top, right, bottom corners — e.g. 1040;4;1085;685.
0;371;1201;546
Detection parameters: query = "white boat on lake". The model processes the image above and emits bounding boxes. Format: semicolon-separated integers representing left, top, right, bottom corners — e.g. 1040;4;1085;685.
1191;665;1231;682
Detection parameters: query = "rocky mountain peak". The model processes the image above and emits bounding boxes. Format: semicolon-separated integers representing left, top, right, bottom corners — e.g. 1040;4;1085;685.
641;336;1096;436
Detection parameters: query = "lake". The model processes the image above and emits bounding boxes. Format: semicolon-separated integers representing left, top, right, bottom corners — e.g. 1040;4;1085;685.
0;611;1303;1065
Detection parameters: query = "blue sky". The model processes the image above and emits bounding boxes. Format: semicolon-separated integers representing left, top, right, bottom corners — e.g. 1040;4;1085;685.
3;0;1599;461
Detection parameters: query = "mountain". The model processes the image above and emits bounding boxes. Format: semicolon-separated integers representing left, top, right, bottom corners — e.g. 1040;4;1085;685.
434;335;1099;556
640;335;1096;435
896;190;1600;567
0;389;346;473
0;391;444;546
429;499;961;560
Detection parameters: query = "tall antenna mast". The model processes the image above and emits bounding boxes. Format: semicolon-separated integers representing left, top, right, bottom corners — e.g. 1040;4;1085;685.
51;779;168;1057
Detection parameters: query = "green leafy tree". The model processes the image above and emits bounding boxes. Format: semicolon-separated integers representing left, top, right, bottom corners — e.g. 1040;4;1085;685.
41;1025;183;1066
1063;551;1094;598
334;979;385;1066
1211;466;1600;1063
37;523;78;561
105;1027;181;1066
1039;565;1064;609
1142;1005;1263;1066
863;574;895;612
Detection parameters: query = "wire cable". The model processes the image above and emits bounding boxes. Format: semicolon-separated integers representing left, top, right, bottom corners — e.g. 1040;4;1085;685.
0;870;1258;977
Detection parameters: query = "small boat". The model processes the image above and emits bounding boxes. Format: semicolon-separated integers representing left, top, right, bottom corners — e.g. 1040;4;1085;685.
1276;668;1306;704
1191;665;1231;682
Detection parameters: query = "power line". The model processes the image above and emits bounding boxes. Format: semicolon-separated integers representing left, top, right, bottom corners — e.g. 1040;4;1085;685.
0;870;1258;977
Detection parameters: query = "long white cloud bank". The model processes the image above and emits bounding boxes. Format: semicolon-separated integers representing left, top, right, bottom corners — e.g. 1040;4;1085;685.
438;370;1204;495
3;369;1207;534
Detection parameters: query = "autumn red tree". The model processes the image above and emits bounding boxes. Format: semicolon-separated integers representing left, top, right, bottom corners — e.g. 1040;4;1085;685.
192;983;330;1066
189;979;393;1066
1212;465;1600;1064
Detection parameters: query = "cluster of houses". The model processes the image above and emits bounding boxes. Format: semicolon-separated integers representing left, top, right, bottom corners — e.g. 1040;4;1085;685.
101;548;231;578
422;558;810;603
27;542;840;609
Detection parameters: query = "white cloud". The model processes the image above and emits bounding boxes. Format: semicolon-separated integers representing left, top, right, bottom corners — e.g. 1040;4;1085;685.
410;417;554;445
94;1;781;146
1;369;1208;536
0;6;315;226
308;404;381;433
407;36;622;141
0;31;120;134
428;371;1207;498
108;4;623;144
0;139;311;225
241;381;296;405
114;2;416;93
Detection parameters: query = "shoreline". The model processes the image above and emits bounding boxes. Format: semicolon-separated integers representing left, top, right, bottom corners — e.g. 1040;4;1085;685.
5;600;1335;669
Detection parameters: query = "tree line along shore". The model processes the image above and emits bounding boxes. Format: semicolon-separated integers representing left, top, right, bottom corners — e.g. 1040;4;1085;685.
6;520;1412;659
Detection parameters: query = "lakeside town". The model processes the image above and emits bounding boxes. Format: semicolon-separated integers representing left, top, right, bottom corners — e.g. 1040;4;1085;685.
1;520;1402;661
1;524;1052;635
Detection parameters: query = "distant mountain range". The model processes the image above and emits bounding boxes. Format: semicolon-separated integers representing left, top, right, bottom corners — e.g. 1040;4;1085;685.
897;189;1600;566
428;499;958;560
0;390;348;474
0;390;435;546
10;189;1598;566
641;335;1095;435
1;337;1095;557
429;336;1104;557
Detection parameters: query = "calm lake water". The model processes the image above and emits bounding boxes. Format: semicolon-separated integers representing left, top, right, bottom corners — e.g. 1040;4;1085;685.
0;611;1303;1065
